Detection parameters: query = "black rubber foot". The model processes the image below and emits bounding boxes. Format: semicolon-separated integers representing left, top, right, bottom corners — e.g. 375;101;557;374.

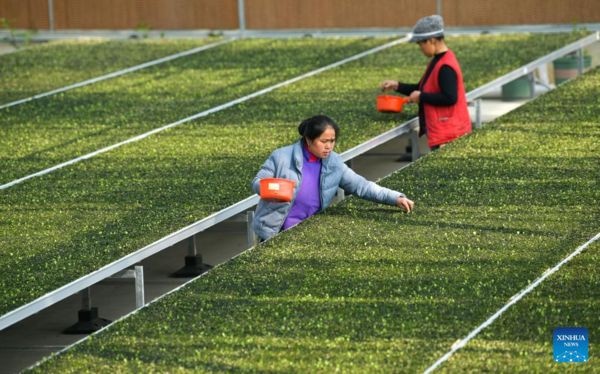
63;307;112;334
396;154;413;162
170;254;213;278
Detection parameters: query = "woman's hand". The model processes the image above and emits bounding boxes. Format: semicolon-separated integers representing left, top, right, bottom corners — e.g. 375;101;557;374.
380;80;399;92
397;197;414;213
409;90;421;104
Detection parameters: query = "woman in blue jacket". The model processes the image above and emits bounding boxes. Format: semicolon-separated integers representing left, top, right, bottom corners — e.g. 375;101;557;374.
252;115;414;241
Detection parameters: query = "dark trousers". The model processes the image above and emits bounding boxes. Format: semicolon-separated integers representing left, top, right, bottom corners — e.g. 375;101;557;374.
431;142;448;151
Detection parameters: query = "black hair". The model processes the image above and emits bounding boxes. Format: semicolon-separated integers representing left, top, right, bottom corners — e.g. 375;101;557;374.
298;115;339;141
420;36;444;43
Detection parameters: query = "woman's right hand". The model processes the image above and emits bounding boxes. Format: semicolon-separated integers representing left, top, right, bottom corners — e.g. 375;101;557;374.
396;197;414;213
380;80;399;92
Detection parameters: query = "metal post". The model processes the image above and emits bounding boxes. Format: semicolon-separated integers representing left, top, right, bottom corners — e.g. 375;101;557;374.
528;72;536;99
437;0;442;15
134;266;144;309
238;0;246;38
81;287;91;311
475;99;482;129
410;121;420;161
577;48;584;75
246;211;255;247
65;287;111;334
171;235;212;277
188;236;197;257
107;267;145;309
48;0;54;31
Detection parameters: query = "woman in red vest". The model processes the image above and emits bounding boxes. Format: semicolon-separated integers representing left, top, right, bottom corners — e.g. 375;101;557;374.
380;15;471;151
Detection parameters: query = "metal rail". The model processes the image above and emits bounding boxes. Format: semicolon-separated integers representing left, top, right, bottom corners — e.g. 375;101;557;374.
424;231;600;373
0;195;259;331
341;120;418;162
466;31;600;101
344;31;599;160
1;32;598;332
3;24;600;42
1;36;410;190
0;38;235;110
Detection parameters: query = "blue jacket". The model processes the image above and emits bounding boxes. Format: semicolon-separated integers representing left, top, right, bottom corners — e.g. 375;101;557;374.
252;140;405;240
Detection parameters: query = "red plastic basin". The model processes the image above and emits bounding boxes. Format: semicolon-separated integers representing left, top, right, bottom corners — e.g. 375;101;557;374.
260;178;296;203
377;95;409;112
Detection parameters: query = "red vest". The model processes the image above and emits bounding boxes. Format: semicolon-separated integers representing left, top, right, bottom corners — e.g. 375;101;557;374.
419;50;472;147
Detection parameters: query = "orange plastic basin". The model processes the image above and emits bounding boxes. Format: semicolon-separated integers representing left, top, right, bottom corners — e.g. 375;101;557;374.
377;95;409;112
260;178;296;203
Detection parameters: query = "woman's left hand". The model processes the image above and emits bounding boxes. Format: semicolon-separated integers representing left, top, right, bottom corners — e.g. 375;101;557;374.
409;90;421;104
397;197;414;213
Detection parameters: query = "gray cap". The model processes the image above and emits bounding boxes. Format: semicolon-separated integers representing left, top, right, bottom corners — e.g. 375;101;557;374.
409;15;444;43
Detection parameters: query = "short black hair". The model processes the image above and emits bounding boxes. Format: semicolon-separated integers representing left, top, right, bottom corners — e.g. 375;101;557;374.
298;115;339;141
417;35;444;44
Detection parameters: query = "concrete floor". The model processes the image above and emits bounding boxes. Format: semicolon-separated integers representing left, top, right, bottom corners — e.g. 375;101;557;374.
0;42;26;55
0;99;526;374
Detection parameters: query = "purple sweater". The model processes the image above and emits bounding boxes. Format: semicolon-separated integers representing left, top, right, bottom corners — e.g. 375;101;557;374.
282;144;322;230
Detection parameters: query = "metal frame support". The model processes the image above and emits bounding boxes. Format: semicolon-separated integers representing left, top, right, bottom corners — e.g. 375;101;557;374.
48;0;54;32
246;211;255;247
188;236;196;257
81;287;91;311
238;0;246;38
474;99;482;129
64;266;144;334
437;0;442;15
170;236;213;278
577;48;584;75
224;210;257;247
109;266;145;309
135;267;144;309
135;266;144;309
528;72;536;99
410;124;420;161
466;32;599;101
63;287;111;334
